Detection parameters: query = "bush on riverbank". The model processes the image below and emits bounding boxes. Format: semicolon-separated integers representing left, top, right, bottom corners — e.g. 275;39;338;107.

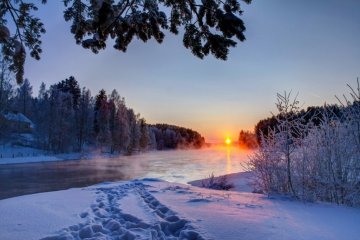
201;173;234;191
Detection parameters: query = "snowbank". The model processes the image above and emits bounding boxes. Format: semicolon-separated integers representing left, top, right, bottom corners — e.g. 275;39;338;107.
1;178;360;240
189;171;255;193
0;188;95;240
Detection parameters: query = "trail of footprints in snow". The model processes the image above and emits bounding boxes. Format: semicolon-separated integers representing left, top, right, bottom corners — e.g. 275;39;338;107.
41;182;206;240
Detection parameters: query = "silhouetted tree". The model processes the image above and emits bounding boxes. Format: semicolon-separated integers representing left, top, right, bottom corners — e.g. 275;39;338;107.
1;0;252;83
150;123;205;149
238;130;258;149
56;76;81;109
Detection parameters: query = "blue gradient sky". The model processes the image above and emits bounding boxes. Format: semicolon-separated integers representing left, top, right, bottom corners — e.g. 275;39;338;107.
24;0;360;142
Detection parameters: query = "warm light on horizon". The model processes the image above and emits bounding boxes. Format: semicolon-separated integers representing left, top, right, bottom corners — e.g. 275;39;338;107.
225;137;232;145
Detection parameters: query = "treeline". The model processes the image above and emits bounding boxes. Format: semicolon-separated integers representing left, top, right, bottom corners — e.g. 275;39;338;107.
254;104;342;144
238;130;258;149
0;75;205;154
150;124;205;150
241;104;341;149
249;84;360;206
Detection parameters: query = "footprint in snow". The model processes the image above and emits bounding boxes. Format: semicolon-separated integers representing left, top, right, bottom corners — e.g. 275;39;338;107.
40;182;207;240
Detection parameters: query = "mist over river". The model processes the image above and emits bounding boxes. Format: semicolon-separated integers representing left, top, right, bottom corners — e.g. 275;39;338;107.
0;146;251;199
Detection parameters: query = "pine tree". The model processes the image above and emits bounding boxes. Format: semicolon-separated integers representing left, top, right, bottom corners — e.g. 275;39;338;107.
127;109;140;154
0;56;13;113
94;89;110;150
139;118;149;150
56;76;81;109
33;82;50;149
1;0;252;83
48;87;76;152
77;87;92;151
14;78;33;116
108;90;117;153
38;82;47;100
116;97;130;153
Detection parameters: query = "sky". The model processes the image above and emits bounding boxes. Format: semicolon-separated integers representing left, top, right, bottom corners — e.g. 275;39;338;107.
21;0;360;143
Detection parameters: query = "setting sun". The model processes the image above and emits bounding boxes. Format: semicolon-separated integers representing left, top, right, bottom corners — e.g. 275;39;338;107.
225;137;232;145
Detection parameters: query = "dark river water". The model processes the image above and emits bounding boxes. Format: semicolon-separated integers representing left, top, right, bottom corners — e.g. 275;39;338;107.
0;146;251;200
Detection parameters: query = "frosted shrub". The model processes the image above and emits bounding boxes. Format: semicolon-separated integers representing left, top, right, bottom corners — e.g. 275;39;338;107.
201;173;234;191
249;129;287;194
250;82;360;206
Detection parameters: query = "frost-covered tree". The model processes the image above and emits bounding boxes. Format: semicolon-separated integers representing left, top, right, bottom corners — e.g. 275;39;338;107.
148;126;157;149
0;56;13;141
33;82;50;148
0;55;13;112
250;83;360;206
56;76;85;150
337;79;360;154
48;87;76;152
273;92;304;196
115;96;130;152
127;108;140;154
108;89;121;153
38;82;46;100
1;75;206;154
1;0;251;83
94;89;110;150
13;78;33;116
76;87;93;151
56;76;81;109
250;92;314;197
139;117;149;150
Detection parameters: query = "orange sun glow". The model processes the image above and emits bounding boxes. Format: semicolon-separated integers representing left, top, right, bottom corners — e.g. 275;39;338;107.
225;137;232;145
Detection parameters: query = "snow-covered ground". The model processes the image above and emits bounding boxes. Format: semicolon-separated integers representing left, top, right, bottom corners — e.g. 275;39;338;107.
0;145;85;165
189;171;255;193
1;174;360;240
0;144;95;165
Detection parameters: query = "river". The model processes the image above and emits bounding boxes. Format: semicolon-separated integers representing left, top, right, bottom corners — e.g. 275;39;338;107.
0;146;252;199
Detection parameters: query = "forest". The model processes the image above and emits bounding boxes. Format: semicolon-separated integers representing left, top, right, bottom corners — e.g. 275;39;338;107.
0;75;205;154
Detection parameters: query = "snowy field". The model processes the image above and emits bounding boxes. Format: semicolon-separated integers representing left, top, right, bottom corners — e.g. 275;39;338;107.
1;173;360;240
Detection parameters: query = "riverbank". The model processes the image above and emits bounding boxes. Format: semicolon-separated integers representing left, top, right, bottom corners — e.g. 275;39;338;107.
0;144;85;165
0;144;211;165
0;144;142;165
1;173;360;240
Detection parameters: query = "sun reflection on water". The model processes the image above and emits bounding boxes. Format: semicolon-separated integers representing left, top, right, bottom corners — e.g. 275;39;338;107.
226;145;232;174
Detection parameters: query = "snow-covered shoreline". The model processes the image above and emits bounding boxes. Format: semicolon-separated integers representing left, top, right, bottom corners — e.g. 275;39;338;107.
0;144;134;165
0;145;85;165
1;172;360;240
0;154;84;165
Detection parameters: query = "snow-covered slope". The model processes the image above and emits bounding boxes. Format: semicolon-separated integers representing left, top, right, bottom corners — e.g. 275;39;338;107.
189;171;255;193
1;178;360;240
0;188;95;240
